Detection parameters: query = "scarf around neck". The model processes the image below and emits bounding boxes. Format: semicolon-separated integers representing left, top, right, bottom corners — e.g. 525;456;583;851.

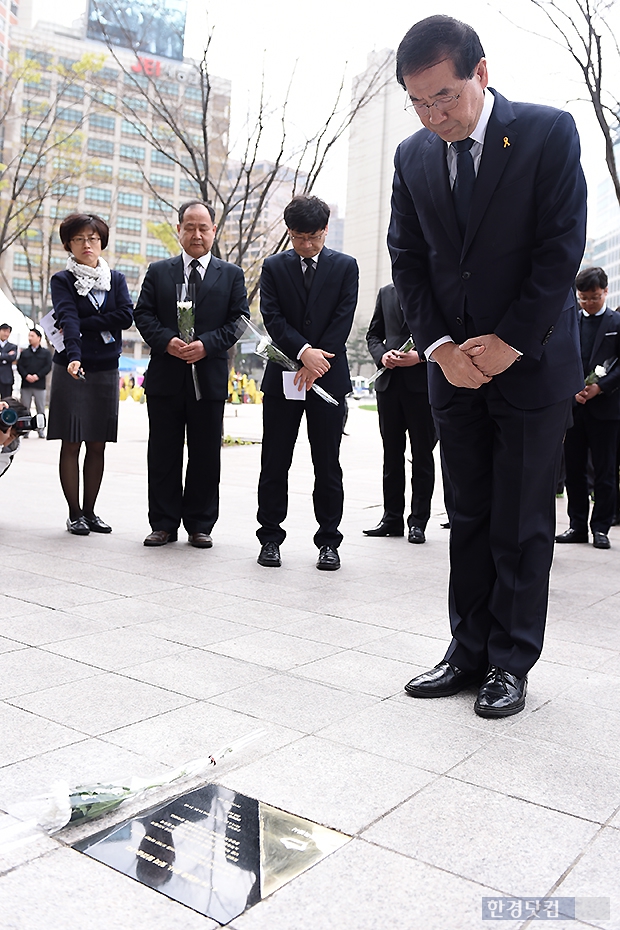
66;254;111;296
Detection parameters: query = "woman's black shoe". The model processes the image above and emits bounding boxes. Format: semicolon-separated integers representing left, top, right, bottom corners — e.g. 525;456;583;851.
66;516;90;535
85;514;112;533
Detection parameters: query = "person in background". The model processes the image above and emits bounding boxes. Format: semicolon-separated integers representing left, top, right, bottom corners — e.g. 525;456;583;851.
17;328;52;438
556;266;620;550
364;283;436;544
48;213;133;535
0;324;17;400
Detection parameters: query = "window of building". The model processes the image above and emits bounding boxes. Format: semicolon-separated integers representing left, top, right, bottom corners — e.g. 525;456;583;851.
184;86;202;103
150;174;174;190
179;178;200;195
118;191;143;209
116;240;141;255
89;113;115;133
24;77;51;94
120;144;145;162
118;167;143;185
150;150;175;168
51;183;79;199
146;243;170;259
116;262;140;279
62;84;84;101
124;73;149;89
88;164;114;181
85;187;112;204
25;49;51;68
13;253;31;268
99;67;119;83
93;90;116;107
58;56;77;70
88;138;114;157
13;278;41;292
125;96;147;111
122;119;143;136
117;216;141;234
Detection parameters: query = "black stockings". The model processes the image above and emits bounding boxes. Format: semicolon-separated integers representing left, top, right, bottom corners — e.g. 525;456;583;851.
59;441;106;520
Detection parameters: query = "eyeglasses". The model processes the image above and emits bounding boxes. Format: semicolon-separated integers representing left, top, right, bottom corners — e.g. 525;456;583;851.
404;79;469;115
71;236;101;245
577;293;606;303
289;232;326;244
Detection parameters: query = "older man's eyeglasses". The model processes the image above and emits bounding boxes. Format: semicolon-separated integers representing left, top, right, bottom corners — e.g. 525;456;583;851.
289;231;326;244
404;79;469;116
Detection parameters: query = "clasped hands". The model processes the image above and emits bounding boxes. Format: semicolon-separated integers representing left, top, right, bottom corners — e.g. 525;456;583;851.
432;334;520;389
166;337;206;363
294;347;334;391
381;349;420;369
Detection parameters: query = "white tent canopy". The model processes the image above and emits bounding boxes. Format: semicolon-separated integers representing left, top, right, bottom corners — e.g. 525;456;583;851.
0;289;33;348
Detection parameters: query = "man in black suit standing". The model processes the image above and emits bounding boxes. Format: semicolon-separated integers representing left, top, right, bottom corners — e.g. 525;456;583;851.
364;283;436;544
556;266;620;551
17;328;52;438
134;201;249;548
0;324;17;400
256;195;358;571
388;16;587;717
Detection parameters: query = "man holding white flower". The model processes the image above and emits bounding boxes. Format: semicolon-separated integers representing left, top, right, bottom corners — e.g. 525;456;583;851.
556;266;620;550
134;201;249;549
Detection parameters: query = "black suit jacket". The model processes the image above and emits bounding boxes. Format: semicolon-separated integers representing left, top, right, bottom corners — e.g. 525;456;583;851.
259;247;358;397
0;341;17;386
134;254;249;401
389;89;587;410
17;345;53;386
366;284;428;394
579;308;620;420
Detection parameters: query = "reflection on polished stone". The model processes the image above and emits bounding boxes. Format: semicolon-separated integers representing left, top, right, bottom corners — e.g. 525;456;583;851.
75;784;350;924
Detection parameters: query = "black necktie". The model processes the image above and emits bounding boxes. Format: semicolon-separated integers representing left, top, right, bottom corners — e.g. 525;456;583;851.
188;258;202;292
303;257;315;294
580;313;602;374
452;138;476;236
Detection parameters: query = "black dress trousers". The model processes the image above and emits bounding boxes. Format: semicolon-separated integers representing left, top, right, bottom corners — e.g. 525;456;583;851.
564;404;620;534
376;370;436;529
433;382;572;678
147;366;224;535
257;389;346;548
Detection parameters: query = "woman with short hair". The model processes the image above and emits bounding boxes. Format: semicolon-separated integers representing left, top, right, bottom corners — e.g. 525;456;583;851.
48;213;133;534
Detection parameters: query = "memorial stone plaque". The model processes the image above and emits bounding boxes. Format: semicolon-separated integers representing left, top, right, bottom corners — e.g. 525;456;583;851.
75;784;350;924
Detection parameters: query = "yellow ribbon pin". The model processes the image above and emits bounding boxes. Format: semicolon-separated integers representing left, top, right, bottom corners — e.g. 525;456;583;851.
503;136;510;148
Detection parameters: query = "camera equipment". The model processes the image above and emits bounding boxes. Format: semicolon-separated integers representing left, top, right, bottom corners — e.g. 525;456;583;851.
0;408;46;432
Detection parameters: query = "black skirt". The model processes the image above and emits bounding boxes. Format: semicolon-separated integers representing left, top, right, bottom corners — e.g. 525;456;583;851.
47;364;120;442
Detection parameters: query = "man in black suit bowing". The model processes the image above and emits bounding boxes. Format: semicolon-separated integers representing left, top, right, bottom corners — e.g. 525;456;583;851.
388;16;587;716
556;266;620;551
256;195;358;571
134;201;249;548
364;283;436;544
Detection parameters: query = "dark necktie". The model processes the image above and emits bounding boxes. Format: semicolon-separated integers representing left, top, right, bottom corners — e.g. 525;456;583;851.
452;138;476;236
580;313;602;374
303;257;315;294
188;258;202;292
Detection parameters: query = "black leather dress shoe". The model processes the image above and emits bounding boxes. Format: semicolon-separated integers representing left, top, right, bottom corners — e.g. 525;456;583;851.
317;545;340;570
555;528;588;543
257;542;281;567
474;666;527;718
405;661;481;697
188;533;213;548
84;514;112;533
593;532;611;549
66;516;90;536
143;530;178;547
408;526;426;544
363;520;404;537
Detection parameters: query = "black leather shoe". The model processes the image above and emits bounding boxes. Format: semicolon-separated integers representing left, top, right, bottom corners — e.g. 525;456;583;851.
593;532;611;549
405;661;481;697
408;526;426;544
188;533;213;548
257;542;281;567
363;520;404;537
474;666;527;718
66;516;90;536
555;528;588;543
84;514;112;534
143;530;178;547
317;545;340;570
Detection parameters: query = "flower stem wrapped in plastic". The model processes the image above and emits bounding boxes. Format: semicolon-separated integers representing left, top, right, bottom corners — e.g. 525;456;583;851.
367;337;415;388
6;730;265;835
237;317;339;406
585;357;617;386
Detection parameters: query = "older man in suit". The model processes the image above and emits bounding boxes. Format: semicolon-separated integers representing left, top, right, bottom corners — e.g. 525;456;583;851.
134;200;249;548
364;283;436;543
388;15;587;717
556;266;620;550
0;325;17;400
256;195;358;571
